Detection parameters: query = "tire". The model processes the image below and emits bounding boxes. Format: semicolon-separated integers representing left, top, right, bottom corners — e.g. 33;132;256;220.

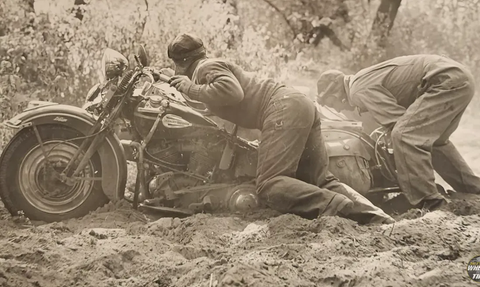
0;124;109;222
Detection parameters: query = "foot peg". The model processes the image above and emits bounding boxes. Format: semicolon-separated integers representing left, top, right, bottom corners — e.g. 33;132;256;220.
188;196;213;213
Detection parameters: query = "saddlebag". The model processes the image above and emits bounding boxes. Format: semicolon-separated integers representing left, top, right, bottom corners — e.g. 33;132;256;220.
323;128;373;195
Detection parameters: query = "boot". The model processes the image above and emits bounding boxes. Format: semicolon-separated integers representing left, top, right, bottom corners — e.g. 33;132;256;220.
322;194;354;217
419;197;448;211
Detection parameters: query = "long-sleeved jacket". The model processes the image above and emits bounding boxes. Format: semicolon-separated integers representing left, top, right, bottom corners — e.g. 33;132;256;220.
346;54;473;127
185;58;296;129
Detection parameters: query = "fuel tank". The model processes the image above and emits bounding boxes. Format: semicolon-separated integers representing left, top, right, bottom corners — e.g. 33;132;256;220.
133;97;219;140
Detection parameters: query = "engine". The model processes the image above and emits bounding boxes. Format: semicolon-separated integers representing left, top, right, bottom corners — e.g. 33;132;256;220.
187;146;217;177
145;136;225;178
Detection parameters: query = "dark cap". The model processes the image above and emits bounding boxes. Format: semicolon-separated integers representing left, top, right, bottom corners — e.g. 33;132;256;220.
167;33;206;61
316;69;345;104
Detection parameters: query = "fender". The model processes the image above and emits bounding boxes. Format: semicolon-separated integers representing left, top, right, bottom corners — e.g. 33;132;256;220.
322;128;374;194
2;101;128;202
322;128;372;160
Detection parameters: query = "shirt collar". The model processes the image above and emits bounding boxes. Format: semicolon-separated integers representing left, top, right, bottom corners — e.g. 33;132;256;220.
191;58;208;82
343;74;354;106
343;74;365;115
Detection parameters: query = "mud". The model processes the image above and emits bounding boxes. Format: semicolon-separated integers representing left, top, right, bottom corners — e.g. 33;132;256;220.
0;189;479;287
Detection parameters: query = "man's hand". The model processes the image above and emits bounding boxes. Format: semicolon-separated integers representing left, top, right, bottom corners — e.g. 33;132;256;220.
169;75;193;94
149;67;175;82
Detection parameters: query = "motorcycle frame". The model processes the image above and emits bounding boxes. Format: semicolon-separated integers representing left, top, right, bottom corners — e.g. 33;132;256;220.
79;69;252;210
120;115;251;210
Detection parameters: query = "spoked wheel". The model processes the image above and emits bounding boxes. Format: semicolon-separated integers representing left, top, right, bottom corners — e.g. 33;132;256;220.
0;125;108;222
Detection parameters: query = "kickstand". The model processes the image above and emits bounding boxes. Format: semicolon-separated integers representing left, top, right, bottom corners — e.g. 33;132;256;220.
133;176;140;209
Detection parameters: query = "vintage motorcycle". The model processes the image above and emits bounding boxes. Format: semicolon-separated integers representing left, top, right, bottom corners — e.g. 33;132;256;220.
0;46;402;222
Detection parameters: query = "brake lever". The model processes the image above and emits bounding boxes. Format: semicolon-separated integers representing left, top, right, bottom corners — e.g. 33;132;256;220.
134;55;143;68
157;73;171;83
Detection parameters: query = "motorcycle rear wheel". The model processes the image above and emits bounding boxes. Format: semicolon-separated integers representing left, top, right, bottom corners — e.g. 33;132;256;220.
0;124;109;222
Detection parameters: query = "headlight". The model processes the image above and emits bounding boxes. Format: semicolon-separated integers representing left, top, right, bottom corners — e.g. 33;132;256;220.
101;48;129;81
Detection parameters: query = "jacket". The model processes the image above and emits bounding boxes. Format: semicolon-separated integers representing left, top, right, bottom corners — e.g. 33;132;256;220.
186;58;297;129
346;54;472;127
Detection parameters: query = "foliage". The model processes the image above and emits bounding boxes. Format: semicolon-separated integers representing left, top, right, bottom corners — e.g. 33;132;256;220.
0;0;285;146
281;0;480;90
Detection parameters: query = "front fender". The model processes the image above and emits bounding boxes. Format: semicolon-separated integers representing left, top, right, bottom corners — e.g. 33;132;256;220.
3;101;128;202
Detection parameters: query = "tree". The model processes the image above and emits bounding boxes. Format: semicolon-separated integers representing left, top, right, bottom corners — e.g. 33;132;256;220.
370;0;402;47
71;0;88;21
259;0;348;49
23;0;35;13
308;17;348;51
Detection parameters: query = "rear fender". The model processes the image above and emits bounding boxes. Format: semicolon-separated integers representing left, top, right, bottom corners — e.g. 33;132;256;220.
2;101;128;202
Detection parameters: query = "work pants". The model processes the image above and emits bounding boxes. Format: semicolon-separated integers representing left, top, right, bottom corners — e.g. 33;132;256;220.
256;92;353;219
391;68;480;205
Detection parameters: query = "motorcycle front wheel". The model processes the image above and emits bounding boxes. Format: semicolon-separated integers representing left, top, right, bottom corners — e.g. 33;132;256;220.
0;124;109;222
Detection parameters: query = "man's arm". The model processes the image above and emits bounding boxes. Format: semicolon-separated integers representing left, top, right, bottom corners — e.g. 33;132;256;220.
355;86;406;128
186;61;244;106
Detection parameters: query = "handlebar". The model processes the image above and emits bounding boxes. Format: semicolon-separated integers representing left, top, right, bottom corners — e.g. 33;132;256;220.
140;68;210;114
157;73;171;83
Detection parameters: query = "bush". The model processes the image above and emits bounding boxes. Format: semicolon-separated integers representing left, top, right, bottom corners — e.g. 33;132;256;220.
0;0;293;145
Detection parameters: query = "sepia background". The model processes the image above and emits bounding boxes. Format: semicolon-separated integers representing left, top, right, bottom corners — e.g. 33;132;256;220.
1;1;480;286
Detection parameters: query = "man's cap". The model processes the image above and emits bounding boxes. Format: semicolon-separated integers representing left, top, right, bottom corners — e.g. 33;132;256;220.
316;69;345;103
167;33;206;61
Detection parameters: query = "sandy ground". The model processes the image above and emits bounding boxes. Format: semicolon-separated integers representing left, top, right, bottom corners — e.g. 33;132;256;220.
1;86;480;286
1;192;480;287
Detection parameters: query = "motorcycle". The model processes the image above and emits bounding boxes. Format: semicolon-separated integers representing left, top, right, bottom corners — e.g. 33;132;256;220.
0;45;402;222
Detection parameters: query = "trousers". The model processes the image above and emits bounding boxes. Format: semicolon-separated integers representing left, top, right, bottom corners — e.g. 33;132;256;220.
255;92;353;219
391;68;480;205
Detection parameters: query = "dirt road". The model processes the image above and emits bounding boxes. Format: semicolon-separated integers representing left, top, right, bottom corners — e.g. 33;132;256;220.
1;189;480;287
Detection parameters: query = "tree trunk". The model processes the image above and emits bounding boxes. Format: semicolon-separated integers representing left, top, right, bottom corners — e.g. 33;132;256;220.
370;0;402;47
23;0;35;13
72;0;87;21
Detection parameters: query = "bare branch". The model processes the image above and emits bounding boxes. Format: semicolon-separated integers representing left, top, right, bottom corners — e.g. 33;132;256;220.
261;0;297;40
139;0;149;40
144;0;149;12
